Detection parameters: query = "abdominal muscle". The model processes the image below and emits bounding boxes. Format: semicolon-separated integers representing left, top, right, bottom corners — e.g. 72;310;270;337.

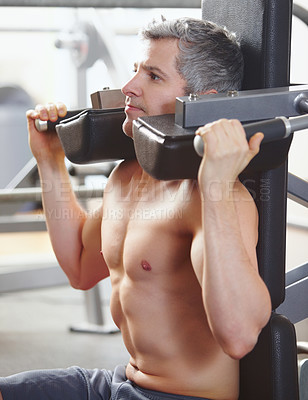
109;266;239;400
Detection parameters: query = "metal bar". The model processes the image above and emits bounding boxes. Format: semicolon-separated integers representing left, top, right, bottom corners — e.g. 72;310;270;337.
285;263;308;286
175;85;308;128
287;173;308;208
293;3;308;26
0;185;104;203
70;286;119;334
5;157;37;190
299;359;308;400
287;215;308;231
298;342;308;354
0;0;201;7
194;114;308;157
84;286;104;325
0;263;68;293
276;263;308;324
0;215;46;233
0;28;59;33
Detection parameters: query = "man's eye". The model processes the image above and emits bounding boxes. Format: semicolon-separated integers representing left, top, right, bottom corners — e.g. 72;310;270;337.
150;72;160;81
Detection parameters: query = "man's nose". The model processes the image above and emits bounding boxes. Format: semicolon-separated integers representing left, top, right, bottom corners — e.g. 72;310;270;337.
121;73;142;98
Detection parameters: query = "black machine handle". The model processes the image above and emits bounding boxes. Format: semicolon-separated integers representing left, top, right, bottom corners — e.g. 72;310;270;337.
193;115;308;157
34;110;87;132
34;89;125;133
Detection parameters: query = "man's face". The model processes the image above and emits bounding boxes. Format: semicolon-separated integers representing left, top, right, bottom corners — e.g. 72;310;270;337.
121;38;187;138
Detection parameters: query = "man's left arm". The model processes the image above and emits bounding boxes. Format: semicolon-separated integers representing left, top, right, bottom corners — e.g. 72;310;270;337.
191;119;271;360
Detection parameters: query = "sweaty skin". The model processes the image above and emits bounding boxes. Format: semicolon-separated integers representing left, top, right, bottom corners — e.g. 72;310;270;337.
14;38;271;400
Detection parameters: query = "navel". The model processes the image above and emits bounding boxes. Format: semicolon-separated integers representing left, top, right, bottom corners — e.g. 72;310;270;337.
141;259;152;271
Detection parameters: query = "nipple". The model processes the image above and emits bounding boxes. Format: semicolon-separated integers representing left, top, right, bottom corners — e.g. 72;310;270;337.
141;260;152;271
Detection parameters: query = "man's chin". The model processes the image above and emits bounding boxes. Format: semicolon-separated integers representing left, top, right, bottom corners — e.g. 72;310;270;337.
122;119;134;139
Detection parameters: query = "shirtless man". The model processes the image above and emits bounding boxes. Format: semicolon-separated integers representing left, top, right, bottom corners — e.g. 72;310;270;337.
0;17;271;400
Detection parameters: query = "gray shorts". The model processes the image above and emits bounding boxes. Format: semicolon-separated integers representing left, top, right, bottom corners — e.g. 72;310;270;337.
0;364;211;400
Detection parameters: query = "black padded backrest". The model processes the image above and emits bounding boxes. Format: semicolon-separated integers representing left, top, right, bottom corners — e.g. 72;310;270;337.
239;313;299;399
202;0;293;309
202;2;299;399
202;0;292;90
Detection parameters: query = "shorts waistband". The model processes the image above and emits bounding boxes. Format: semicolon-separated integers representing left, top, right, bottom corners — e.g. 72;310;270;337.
131;382;211;400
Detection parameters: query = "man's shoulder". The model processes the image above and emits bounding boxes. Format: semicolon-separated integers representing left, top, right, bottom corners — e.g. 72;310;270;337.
109;159;140;180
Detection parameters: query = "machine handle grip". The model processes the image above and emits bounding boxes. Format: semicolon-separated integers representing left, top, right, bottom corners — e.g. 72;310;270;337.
193;117;289;157
34;110;86;132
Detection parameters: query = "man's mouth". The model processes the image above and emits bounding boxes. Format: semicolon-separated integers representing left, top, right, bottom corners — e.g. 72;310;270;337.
125;103;145;113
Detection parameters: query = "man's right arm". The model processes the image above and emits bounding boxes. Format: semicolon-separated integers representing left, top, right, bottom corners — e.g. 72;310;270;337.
27;102;109;289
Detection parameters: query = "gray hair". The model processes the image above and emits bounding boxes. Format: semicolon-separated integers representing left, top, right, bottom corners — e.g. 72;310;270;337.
140;17;244;95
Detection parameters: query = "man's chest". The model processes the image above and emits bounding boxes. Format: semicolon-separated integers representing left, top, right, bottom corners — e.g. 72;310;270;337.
101;190;191;279
100;162;201;276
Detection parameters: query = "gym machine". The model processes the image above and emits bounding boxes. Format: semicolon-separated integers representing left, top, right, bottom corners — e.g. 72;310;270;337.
37;85;308;182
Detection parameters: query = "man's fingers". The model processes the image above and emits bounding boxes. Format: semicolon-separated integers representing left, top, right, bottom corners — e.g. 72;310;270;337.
248;132;264;156
26;109;39;119
34;104;49;121
55;102;67;118
31;102;67;122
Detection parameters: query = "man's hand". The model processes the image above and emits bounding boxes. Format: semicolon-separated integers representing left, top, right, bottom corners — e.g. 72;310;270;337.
26;102;67;163
196;119;263;199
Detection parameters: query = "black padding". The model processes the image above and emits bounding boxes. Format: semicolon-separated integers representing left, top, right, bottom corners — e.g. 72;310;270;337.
56;109;135;164
133;115;293;180
202;0;292;90
133;115;199;180
243;136;292;175
239;313;299;400
201;1;299;398
241;165;288;310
